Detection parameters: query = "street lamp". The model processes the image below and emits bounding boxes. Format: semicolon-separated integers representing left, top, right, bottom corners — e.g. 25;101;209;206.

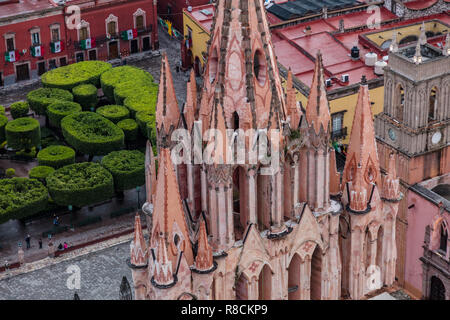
136;186;141;209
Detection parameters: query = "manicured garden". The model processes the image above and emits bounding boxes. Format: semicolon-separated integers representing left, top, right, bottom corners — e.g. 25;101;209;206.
0;60;158;225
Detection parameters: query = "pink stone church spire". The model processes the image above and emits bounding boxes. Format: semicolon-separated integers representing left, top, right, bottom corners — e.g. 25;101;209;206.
183;69;197;132
342;76;380;189
156;52;180;144
305;51;330;134
130;213;148;267
286;69;301;130
348;164;368;212
194;219;214;272
382;153;400;201
150;148;194;267
152;234;175;286
145;140;157;203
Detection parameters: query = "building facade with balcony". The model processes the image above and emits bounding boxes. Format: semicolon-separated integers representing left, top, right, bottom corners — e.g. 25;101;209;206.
0;0;158;87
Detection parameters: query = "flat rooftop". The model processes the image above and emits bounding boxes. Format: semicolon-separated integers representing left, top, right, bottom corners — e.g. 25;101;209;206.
186;4;449;91
0;0;56;20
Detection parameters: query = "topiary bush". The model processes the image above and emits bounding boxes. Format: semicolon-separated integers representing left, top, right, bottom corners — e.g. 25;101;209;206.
41;60;112;91
101;150;145;191
5;168;15;178
72;84;98;111
123;91;157;118
46;162;114;207
100;66;154;102
27;87;73;116
10;101;29;119
0;105;5;115
5;117;41;150
114;82;158;105
96;105;130;124
61;112;124;156
117;119;139;141
29;165;55;181
37;145;76;168
47;101;82;128
0;114;7;143
136;110;156;137
0;178;48;224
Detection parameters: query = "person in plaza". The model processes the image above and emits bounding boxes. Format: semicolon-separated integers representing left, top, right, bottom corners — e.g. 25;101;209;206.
53;216;59;226
38;238;43;249
4;260;9;271
63;242;68;250
25;234;31;249
58;243;63;251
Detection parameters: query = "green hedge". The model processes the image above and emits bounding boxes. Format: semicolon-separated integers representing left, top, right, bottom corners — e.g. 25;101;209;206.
100;66;154;102
61;112;124;156
117;119;139;141
27;88;73;116
5;117;41;150
46;162;114;207
10;101;29;119
72;84;98;110
37;145;76;168
123;91;157;118
41;61;112;91
0;178;48;224
29;165;55;181
114;82;158;105
147;121;157;147
47;101;82;128
96;105;130;124
101;150;145;191
136;110;156;137
0;105;5;115
0;114;7;143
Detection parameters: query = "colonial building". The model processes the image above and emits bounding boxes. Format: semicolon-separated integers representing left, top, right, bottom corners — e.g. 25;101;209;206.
0;0;158;87
129;0;402;300
374;35;450;297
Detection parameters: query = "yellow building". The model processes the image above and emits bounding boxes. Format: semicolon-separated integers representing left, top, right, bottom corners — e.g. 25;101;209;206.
183;4;449;145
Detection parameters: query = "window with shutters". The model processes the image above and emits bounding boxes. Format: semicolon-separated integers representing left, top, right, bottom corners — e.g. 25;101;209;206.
108;21;117;36
31;32;40;45
6;37;15;51
51;27;60;42
79;27;88;41
136;15;144;30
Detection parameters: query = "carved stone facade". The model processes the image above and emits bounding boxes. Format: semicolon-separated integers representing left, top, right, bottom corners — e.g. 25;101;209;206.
385;0;450;19
130;0;401;300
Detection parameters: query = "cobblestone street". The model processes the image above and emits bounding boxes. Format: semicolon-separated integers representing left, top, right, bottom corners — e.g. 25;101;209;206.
0;241;133;300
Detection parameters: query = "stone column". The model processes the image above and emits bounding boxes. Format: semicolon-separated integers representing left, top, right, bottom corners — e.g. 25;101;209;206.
247;168;257;224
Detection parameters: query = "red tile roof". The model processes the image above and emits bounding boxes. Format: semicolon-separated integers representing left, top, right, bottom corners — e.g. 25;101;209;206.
0;0;56;20
404;0;438;10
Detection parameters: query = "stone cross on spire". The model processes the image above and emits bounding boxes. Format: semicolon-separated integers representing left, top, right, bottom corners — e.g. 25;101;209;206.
419;22;427;45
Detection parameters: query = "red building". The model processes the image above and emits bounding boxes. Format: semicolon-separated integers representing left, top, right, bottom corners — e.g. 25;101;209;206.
0;0;158;87
158;0;211;32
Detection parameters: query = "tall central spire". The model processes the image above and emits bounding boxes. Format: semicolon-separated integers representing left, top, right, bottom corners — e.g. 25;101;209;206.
201;0;287;130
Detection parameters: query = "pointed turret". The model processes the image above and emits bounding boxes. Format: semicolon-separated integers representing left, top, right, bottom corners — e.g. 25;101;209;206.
443;33;449;56
152;234;175;287
286;69;301;130
151;148;194;267
200;0;286;130
207;102;228;166
413;41;423;65
348;164;368;212
342;76;380;189
382;152;400;201
156;53;180;144
390;31;398;53
419;22;427;45
183;70;197;132
130;213;148;267
305;51;330;135
194;219;214;272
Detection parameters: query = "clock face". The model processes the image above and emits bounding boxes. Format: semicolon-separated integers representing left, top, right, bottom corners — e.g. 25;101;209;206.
431;131;442;145
388;128;396;141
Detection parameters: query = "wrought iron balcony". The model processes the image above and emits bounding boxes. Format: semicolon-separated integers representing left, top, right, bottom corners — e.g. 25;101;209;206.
331;127;347;140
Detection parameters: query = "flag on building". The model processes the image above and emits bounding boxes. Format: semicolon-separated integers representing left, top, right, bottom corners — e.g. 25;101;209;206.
80;38;96;50
51;41;64;53
121;29;138;40
4;50;19;62
31;45;44;57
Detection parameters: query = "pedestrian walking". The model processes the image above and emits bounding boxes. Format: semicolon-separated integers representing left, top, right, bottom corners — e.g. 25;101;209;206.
4;260;9;272
53;216;59;226
38;238;43;249
25;234;31;249
63;242;68;250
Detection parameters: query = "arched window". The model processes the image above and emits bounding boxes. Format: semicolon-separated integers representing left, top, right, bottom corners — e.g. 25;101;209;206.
429;87;437;121
395;85;404;122
253;50;267;86
310;246;322;300
232;111;239;130
439;223;448;253
258;264;272;300
288;254;301;300
209;47;218;84
108;21;117;36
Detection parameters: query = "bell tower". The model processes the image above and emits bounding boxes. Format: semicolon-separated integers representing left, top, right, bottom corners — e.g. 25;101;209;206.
374;40;450;286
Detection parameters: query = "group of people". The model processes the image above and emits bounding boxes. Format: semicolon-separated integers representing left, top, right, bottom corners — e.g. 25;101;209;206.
24;234;69;251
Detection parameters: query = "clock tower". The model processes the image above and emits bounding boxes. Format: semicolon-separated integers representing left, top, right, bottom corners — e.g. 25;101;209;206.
374;40;450;288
